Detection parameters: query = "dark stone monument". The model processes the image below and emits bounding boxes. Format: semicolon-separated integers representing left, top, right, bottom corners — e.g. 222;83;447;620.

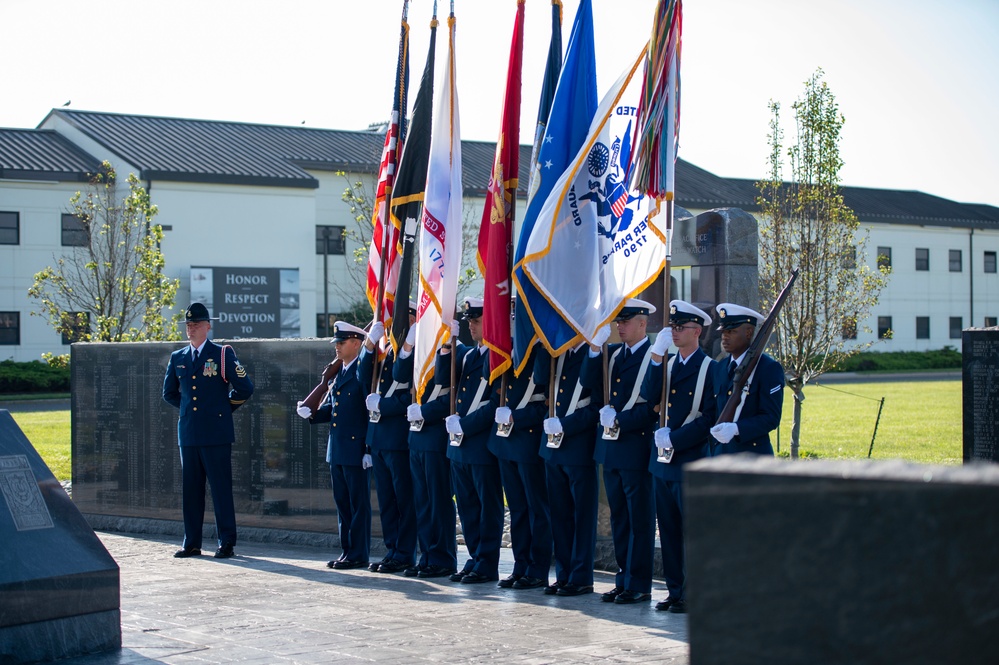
0;410;120;664
685;455;999;665
962;326;999;463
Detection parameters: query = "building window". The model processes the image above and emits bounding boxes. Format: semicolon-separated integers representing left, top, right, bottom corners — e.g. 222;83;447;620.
877;316;892;339
985;316;998;328
0;312;19;345
61;312;90;345
841;244;857;269
316;313;336;337
915;248;929;271
915;317;930;340
0;211;19;245
949;317;962;339
61;213;88;247
949;249;962;272
877;246;891;270
985;251;997;274
315;226;346;255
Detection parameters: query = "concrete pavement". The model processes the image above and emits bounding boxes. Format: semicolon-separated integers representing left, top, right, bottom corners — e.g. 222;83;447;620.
55;531;689;664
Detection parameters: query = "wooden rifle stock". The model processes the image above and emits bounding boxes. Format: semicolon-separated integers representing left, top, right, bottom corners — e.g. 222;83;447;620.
301;358;342;412
715;269;799;425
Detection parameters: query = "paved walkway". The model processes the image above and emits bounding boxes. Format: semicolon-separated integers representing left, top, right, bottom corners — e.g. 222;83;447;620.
59;531;689;664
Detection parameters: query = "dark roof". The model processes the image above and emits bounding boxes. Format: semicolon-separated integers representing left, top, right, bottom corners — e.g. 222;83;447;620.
12;109;997;230
0;128;99;181
38;109;532;194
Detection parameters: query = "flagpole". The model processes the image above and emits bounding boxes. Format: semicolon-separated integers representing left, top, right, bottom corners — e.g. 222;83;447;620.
659;198;673;428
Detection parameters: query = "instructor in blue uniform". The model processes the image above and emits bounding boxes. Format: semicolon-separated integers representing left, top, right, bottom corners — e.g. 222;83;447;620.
708;303;784;456
163;303;254;559
642;300;717;614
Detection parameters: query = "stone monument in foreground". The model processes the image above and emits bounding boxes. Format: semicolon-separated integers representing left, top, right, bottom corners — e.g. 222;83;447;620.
0;410;120;664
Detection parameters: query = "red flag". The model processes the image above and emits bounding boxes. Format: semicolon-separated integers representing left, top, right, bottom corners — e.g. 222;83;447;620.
476;0;523;383
366;5;410;326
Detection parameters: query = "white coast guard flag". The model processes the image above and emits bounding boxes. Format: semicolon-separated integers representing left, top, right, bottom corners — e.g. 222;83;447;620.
414;15;463;401
521;46;667;354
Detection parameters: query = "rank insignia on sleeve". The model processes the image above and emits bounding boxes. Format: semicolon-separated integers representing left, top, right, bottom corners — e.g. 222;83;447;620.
203;358;219;377
235;363;247;378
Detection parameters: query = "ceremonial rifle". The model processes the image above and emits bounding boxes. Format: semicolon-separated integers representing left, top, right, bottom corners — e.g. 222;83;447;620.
715;268;799;425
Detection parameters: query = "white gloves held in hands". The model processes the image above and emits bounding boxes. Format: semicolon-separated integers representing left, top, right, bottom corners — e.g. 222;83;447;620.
296;402;312;419
445;414;463;435
711;422;739;444
590;325;612;348
543;417;563;436
367;321;385;345
494;406;512;425
654;427;672;450
406;403;423;422
651;329;673;356
365;393;381;413
362;454;373;470
599;405;617;429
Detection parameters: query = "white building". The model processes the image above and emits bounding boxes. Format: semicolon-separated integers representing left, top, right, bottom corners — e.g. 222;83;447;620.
1;109;996;361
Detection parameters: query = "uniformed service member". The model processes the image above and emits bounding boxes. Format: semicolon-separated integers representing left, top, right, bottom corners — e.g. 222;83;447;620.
641;300;717;614
539;341;600;597
586;299;659;605
163;303;254;559
298;321;371;569
437;297;502;584
359;305;418;575
708;303;784;456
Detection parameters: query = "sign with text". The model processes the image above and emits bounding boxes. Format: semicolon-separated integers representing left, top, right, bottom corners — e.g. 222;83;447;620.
191;266;300;339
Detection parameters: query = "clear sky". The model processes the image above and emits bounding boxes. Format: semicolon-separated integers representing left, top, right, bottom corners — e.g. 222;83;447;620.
4;0;997;206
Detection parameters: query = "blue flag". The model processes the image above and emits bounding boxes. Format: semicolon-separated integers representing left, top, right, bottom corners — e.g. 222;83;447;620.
511;0;597;375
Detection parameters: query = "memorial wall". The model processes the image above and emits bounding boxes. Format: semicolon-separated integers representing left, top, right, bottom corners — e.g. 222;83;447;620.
963;327;999;463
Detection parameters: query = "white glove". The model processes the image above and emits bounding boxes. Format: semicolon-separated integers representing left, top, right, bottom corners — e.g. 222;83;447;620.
445;414;463;435
405;325;417;347
367;320;385;345
711;422;739;444
449;319;460;340
543;417;563;435
654;427;673;450
406;403;423;422
494;406;512;425
365;393;381;412
362;454;373;469
599;405;617;429
651;329;673;356
590;325;612;348
296;401;312;419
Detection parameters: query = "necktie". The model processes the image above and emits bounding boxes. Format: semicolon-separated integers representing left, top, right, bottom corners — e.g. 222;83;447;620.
729;360;737;379
192;349;199;364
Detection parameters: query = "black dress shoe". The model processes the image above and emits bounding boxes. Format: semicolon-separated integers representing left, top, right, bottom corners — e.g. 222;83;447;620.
512;576;546;590
377;560;409;574
544;581;565;595
497;574;522;589
655;597;673;611
557;584;594;597
326;560;339;569
403;565;421;577
601;586;625;602
449;570;471;582
173;547;201;558
668;599;687;614
460;571;494;584
420;565;457;579
214;545;234;559
332;559;367;570
614;590;652;604
368;558;387;572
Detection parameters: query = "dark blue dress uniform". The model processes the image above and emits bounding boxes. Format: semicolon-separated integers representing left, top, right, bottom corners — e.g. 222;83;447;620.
641;347;716;604
310;358;371;564
488;348;551;586
709;352;784;456
394;350;457;575
586;338;658;597
163;340;253;552
359;347;417;569
436;344;501;581
537;344;599;591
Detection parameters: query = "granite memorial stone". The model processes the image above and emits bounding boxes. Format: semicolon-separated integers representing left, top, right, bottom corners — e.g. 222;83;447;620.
962;326;999;463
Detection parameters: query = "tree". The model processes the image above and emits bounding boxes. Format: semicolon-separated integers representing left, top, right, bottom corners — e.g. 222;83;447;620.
756;69;891;459
28;161;183;345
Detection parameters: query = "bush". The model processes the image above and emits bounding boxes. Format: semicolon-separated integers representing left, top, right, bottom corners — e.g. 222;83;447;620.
829;346;962;372
0;360;71;393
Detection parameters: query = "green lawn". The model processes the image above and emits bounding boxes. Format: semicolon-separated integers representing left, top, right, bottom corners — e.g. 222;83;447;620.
7;379;964;482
